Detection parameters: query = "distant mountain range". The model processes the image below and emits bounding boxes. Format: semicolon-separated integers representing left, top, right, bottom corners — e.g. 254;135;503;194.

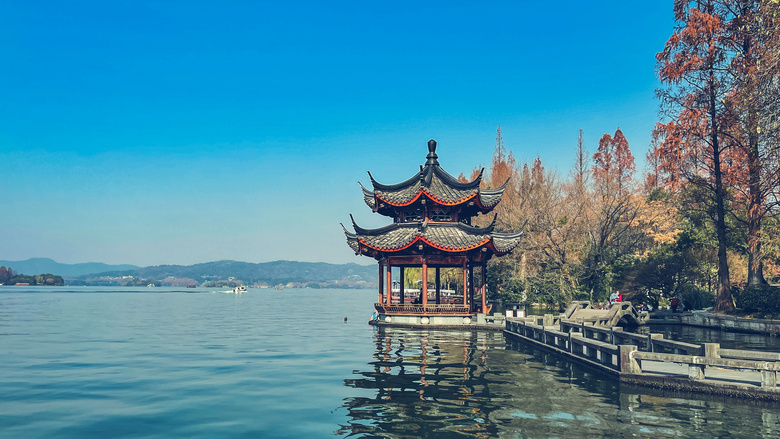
97;260;376;287
0;258;376;288
0;258;139;277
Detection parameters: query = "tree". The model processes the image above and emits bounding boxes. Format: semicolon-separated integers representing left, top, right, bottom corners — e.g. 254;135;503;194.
524;167;589;306
654;0;735;311
486;125;521;231
593;128;635;193
722;0;780;286
644;131;664;193
573;129;589;194
491;125;515;187
583;129;644;298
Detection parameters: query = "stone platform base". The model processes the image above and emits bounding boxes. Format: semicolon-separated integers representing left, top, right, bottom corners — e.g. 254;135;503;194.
369;313;505;330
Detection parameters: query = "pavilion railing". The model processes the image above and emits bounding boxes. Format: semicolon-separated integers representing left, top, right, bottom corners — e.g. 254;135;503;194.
375;303;473;315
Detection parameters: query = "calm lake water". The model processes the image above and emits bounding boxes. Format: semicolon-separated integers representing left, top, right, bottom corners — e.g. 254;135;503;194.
2;286;779;438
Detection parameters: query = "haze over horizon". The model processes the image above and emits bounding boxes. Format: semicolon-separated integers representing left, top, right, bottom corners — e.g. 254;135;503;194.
1;1;673;267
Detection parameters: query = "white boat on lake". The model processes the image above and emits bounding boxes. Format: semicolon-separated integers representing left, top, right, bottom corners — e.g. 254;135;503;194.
220;286;247;294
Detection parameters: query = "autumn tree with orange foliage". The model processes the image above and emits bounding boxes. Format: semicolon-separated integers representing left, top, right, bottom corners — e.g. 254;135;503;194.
479;125;707;310
593;128;635;193
653;0;736;311
580;129;648;297
471;3;780;311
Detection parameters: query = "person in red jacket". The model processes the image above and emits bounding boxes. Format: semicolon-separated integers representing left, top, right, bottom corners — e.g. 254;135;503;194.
670;297;679;312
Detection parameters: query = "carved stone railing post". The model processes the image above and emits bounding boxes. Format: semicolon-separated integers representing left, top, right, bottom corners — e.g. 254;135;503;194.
688;357;705;380
761;369;777;388
619;345;639;374
703;343;720;358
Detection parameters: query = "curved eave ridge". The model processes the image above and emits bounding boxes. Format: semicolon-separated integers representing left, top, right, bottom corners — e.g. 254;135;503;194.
348;214;399;236
491;230;525;254
367;169;423;192
426;170;479;204
358;182;376;209
477;179;509;208
374;179;424;206
341;223;361;253
430;164;483;190
373;171;481;206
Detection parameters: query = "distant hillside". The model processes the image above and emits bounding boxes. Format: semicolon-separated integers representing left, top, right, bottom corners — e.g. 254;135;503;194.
78;260;376;288
0;258;139;277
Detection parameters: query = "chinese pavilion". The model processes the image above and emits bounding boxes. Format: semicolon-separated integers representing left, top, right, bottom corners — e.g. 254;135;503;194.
343;139;524;325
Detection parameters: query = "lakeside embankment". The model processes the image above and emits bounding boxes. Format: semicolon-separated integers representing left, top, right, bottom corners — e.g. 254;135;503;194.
650;310;780;336
505;317;780;401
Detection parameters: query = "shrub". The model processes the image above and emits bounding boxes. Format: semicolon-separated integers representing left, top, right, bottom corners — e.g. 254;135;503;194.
495;278;527;304
680;284;714;311
733;285;780;314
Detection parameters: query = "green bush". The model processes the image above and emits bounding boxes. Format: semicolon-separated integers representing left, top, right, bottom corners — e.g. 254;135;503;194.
495;278;527;304
733;285;780;314
680;284;714;311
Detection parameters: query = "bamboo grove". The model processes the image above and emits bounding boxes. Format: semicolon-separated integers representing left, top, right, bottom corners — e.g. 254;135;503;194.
478;0;780;313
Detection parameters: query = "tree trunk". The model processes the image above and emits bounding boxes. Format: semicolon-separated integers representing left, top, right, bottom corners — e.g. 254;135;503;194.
711;90;734;312
747;127;767;286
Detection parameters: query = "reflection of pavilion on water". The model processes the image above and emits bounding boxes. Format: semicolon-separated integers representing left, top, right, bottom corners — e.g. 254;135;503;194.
343;140;524;325
338;328;501;437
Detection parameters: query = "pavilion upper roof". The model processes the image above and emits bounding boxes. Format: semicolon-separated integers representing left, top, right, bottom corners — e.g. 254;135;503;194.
360;140;507;215
342;214;524;258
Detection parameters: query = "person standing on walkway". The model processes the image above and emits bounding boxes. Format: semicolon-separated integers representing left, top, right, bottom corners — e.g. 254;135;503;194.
670;296;679;312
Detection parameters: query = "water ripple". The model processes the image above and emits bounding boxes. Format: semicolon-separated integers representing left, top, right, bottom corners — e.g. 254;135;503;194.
2;287;780;438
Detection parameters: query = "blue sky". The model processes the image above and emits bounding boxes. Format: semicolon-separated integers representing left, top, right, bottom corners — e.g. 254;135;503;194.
1;1;674;267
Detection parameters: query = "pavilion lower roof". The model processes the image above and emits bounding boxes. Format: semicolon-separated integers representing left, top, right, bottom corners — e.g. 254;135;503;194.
343;220;523;256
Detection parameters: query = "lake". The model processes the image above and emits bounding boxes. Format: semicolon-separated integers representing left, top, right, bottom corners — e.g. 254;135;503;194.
1;286;779;438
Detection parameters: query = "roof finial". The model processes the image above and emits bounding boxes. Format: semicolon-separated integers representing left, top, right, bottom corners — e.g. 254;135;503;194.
425;139;439;166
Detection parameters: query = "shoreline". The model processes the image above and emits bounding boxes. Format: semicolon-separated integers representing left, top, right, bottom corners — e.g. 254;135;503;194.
649;310;780;336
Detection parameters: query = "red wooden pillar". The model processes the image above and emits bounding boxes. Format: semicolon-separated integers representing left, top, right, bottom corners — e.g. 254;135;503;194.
468;263;475;313
462;258;468;307
481;262;487;314
386;261;392;306
378;260;384;304
422;258;428;307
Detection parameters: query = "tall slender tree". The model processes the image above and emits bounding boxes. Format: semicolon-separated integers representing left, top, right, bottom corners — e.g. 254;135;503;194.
722;0;780;286
573;129;589;193
654;0;735;310
490;125;516;189
488;126;521;231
